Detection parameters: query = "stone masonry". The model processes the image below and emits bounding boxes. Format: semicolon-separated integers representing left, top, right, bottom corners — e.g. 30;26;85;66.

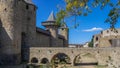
29;47;120;68
93;28;120;47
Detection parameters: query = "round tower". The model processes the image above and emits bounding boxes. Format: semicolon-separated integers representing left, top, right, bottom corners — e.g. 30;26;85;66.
24;0;33;4
21;0;37;62
42;11;59;47
0;0;22;65
59;24;69;47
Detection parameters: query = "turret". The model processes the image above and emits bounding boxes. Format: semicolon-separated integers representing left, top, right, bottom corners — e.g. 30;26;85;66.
59;24;69;47
42;11;59;47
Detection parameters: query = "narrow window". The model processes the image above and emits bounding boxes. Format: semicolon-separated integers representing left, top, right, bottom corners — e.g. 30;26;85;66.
4;8;7;11
26;5;29;9
107;30;109;33
96;37;98;41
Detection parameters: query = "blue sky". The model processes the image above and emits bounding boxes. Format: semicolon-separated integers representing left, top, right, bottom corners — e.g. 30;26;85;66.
32;0;120;44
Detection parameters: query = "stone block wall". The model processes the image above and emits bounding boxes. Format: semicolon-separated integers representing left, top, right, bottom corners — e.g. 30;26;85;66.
93;29;120;47
57;38;64;47
29;47;120;68
0;0;23;64
36;32;50;47
0;0;37;64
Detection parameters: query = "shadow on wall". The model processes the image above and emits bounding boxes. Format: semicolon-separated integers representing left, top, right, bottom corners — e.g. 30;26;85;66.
0;19;20;65
21;32;30;63
0;19;1;48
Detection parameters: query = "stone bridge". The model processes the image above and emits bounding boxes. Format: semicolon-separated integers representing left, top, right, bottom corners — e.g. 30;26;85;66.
29;47;120;67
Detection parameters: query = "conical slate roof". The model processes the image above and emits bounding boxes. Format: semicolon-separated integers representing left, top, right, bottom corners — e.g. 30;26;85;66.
47;11;56;21
42;11;58;27
24;0;33;4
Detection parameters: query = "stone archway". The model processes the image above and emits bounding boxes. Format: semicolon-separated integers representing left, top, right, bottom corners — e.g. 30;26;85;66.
51;53;71;65
31;57;38;63
41;58;49;64
74;53;98;66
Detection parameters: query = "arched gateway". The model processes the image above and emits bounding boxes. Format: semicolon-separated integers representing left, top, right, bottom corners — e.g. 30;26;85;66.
51;53;71;65
74;53;98;66
41;58;49;64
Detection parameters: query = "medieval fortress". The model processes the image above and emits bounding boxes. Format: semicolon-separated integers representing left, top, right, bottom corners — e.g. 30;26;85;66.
0;0;120;68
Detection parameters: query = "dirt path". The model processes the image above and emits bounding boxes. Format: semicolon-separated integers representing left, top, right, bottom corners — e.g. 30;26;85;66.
79;66;96;68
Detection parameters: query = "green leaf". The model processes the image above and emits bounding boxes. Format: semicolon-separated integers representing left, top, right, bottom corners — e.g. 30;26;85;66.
108;11;114;16
83;13;88;16
109;3;114;7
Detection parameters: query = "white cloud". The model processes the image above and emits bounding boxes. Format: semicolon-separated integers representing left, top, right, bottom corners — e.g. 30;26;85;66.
83;27;103;32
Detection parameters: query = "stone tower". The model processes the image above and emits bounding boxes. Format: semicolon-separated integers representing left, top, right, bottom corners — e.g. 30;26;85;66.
59;24;69;47
20;0;37;63
42;11;59;47
0;0;22;65
0;0;36;65
24;0;33;4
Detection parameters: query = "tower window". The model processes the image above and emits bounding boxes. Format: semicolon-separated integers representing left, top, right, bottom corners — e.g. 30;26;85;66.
101;31;103;34
4;8;7;11
34;7;36;11
96;37;98;41
27;17;30;20
26;5;29;9
107;30;109;33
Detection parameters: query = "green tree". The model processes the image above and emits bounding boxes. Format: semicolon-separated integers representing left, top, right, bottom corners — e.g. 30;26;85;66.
57;0;120;29
88;38;93;47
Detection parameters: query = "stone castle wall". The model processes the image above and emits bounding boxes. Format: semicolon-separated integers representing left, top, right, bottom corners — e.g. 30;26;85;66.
36;32;50;47
35;31;65;47
0;0;37;64
93;29;120;47
102;29;120;37
0;0;23;64
57;38;64;47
